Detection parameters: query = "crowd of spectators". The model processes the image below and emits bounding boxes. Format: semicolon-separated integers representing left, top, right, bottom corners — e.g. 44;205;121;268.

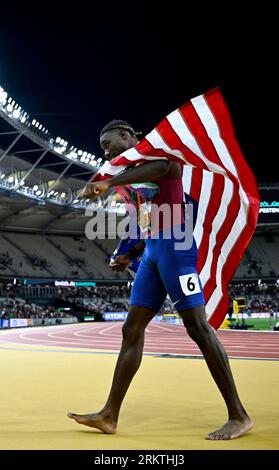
229;282;279;313
58;284;130;315
1;282;279;322
0;298;71;320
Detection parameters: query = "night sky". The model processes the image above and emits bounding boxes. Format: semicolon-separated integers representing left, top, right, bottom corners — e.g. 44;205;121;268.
0;4;275;182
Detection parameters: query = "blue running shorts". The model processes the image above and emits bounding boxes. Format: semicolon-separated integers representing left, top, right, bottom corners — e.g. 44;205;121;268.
130;231;205;313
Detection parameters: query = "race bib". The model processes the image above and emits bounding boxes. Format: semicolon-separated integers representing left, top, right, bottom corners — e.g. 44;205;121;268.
179;273;201;296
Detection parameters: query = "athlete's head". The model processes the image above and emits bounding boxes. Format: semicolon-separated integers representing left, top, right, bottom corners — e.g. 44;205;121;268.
99;119;141;160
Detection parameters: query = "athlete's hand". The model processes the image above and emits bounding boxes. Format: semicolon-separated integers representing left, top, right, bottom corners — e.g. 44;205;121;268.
81;181;110;199
109;253;133;272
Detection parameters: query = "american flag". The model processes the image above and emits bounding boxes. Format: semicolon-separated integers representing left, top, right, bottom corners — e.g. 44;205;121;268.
93;88;260;329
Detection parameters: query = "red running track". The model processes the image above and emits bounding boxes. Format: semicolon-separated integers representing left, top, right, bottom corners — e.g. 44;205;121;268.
1;322;279;360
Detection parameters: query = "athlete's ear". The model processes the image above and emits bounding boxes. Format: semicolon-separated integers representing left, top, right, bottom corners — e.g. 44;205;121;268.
119;130;128;140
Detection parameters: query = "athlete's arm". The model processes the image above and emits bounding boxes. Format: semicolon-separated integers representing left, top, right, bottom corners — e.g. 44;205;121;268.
82;161;171;199
107;160;171;187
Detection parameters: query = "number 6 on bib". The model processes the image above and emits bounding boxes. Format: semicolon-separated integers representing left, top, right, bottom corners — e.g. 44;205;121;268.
179;273;201;296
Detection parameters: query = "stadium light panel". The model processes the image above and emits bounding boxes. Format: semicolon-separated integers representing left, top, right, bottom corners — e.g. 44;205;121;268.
0;91;7;104
68;151;78;159
12;109;21;118
0;173;6;179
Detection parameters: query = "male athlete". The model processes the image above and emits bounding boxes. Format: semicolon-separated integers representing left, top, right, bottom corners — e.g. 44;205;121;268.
68;120;253;440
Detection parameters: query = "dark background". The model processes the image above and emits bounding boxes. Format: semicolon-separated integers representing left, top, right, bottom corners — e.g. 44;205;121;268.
0;3;275;182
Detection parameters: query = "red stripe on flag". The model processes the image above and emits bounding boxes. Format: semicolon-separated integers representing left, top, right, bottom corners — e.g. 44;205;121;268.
202;181;241;302
156;116;208;170
179;101;226;171
189;167;203;202
196;173;225;273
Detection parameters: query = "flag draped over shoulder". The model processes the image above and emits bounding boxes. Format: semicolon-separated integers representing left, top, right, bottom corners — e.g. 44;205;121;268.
93;87;260;329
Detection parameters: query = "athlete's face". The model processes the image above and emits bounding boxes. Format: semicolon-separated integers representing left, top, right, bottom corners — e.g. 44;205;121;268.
100;129;134;160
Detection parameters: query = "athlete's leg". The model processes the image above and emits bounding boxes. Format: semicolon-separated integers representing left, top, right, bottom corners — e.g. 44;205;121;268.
68;305;156;433
179;305;253;440
68;251;167;433
155;236;252;440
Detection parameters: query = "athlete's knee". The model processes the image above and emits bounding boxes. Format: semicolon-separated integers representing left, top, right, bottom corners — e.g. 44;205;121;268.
122;305;154;344
180;305;213;342
185;322;209;341
122;321;141;344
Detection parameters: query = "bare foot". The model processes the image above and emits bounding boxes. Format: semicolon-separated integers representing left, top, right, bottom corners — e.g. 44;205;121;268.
206;416;253;440
67;412;117;434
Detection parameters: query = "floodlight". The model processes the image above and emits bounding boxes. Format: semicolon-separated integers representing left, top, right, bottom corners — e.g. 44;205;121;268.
12;109;20;118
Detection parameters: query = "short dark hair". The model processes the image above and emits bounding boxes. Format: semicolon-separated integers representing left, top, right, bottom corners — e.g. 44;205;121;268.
100;119;141;138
